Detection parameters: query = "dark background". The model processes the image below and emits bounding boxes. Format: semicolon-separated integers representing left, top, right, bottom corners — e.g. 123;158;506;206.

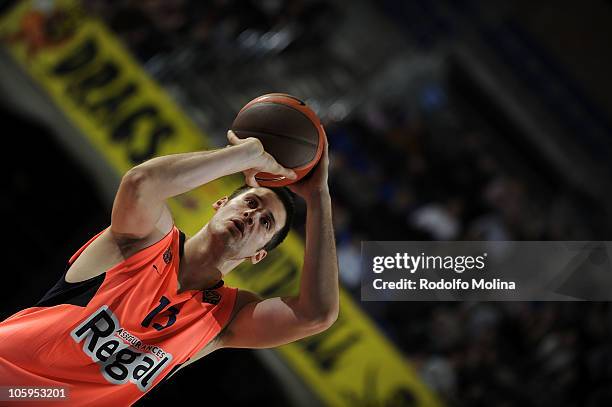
2;0;612;406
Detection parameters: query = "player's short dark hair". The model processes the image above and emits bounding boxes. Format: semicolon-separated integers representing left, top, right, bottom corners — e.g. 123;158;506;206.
228;184;295;252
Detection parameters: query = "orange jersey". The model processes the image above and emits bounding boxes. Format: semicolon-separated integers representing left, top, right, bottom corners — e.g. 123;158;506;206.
0;226;237;406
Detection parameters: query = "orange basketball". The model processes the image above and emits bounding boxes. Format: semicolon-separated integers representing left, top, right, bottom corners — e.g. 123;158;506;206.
231;93;327;187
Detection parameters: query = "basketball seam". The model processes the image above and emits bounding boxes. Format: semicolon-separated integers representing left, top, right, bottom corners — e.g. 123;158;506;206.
232;129;318;147
233;128;314;167
235;101;321;143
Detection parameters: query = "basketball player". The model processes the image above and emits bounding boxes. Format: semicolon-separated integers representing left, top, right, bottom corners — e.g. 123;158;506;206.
0;130;338;405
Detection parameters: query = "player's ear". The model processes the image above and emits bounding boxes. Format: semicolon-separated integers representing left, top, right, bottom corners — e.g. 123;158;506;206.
212;196;229;211
250;249;267;264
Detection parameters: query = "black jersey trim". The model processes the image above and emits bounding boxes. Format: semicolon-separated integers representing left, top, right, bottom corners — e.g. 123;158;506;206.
179;230;185;259
36;229;186;308
35;265;106;308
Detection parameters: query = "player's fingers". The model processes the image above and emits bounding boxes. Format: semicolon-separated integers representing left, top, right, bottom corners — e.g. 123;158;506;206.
316;141;329;172
271;161;297;179
322;139;329;161
259;153;294;179
227;130;241;145
246;173;260;188
286;168;298;179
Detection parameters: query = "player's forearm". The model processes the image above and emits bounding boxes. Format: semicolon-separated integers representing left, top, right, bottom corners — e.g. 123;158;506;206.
129;143;257;200
296;188;339;326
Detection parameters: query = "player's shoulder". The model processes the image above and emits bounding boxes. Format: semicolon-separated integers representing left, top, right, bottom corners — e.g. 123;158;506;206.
231;289;262;318
236;289;262;303
221;289;262;331
214;289;262;348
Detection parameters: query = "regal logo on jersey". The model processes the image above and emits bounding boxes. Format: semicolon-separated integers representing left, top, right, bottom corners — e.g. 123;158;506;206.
70;305;173;391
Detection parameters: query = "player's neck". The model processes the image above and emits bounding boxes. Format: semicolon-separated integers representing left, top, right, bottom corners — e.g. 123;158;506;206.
179;229;242;290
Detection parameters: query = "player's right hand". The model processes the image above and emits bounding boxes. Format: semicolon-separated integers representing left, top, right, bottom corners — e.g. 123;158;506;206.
287;138;329;199
227;130;296;187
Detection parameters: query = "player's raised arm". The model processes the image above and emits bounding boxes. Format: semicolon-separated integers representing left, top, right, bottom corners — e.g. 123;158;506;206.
110;133;296;241
218;142;339;349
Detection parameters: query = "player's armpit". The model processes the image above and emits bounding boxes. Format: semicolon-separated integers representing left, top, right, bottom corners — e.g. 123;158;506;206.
218;290;336;349
165;335;222;380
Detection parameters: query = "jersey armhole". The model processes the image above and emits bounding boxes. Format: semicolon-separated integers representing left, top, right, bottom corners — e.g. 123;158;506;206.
36;226;182;308
35;266;106;308
214;285;239;336
35;228;111;307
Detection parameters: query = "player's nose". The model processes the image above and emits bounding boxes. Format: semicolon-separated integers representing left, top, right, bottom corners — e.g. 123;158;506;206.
242;211;254;226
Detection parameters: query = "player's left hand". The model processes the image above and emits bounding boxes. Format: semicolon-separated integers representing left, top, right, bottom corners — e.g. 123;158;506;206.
227;130;297;187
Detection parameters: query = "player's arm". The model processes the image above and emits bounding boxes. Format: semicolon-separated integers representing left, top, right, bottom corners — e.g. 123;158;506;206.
111;132;296;241
219;142;339;349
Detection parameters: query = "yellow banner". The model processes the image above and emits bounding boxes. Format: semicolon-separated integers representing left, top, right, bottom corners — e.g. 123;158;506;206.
0;2;441;406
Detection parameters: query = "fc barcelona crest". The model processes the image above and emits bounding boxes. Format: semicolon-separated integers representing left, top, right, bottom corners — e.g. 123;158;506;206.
163;248;172;264
203;290;221;305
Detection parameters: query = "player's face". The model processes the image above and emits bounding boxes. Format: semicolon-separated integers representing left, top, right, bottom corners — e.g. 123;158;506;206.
211;187;286;261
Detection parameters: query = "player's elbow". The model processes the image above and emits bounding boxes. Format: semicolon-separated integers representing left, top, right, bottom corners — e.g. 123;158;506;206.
121;167;150;192
302;307;338;334
317;309;338;332
120;166;159;200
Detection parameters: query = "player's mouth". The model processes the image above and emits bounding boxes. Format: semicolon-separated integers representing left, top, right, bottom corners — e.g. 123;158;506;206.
230;219;245;237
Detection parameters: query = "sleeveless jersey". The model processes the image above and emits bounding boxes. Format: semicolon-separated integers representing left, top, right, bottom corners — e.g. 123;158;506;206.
0;226;237;406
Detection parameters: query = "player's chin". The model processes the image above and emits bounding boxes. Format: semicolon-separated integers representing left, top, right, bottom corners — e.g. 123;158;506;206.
210;223;239;245
221;227;249;253
225;220;245;240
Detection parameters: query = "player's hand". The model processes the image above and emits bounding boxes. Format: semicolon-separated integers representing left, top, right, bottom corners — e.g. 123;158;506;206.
287;139;329;199
227;130;297;187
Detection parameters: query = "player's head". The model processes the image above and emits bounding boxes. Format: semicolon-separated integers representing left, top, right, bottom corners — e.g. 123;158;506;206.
210;184;295;264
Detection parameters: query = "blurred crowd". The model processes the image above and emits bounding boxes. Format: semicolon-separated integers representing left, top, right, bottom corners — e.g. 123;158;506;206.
329;91;600;291
83;0;338;65
328;88;609;405
393;301;612;407
11;0;611;405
